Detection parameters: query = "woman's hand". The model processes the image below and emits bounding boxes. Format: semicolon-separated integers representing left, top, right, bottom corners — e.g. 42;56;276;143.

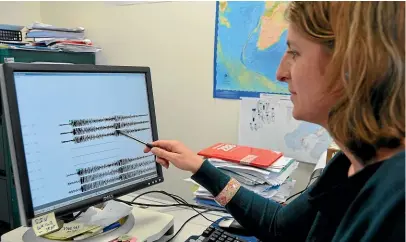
144;140;204;173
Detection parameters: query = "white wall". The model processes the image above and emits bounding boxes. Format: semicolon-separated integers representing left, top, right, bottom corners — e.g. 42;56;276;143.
0;1;41;41
40;1;315;202
0;2;41;25
39;1;244;202
2;1;314;202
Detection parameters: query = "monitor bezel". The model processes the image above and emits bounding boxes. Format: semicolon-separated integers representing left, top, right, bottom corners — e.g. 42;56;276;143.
0;63;163;226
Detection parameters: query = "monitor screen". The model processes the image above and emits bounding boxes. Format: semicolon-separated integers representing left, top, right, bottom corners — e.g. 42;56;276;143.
0;64;162;224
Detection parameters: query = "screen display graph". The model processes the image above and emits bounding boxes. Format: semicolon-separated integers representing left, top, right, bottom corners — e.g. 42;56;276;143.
13;72;158;215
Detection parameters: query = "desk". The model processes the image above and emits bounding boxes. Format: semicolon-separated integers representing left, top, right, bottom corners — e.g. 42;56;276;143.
1;193;229;242
133;194;228;242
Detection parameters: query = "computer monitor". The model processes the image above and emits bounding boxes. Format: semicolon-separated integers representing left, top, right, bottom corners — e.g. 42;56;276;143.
0;63;163;227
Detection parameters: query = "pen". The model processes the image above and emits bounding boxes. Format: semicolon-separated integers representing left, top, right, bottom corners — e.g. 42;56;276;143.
117;130;154;148
103;222;121;233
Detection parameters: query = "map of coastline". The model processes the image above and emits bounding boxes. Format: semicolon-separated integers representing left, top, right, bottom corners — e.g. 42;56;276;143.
214;1;290;99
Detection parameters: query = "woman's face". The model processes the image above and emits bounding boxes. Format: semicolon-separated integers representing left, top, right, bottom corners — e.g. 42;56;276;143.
276;24;337;127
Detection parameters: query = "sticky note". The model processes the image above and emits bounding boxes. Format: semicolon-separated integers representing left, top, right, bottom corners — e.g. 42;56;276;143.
44;222;100;240
190;184;199;192
32;212;60;236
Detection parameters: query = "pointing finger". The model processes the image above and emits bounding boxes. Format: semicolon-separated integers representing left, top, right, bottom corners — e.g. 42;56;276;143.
150;147;178;161
151;140;180;152
156;157;169;169
144;146;151;153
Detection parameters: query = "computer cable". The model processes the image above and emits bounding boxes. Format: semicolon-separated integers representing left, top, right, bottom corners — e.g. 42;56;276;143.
146;191;215;223
166;209;212;242
166;192;217;223
62;209;86;223
114;198;216;241
285;175;320;202
131;190;199;208
121;190;221;222
130;190;181;203
115;198;195;208
115;197;223;217
284;165;323;203
129;190;224;212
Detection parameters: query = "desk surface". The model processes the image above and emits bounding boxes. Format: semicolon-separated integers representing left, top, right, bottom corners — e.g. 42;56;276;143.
1;193;229;242
132;194;228;242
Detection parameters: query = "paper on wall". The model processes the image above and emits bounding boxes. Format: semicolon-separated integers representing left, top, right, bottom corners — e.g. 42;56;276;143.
238;95;333;164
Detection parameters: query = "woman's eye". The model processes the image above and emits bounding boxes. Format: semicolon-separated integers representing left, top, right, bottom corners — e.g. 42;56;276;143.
287;50;299;59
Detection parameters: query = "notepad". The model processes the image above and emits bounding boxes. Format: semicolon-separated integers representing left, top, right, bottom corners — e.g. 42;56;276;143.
32;212;60;236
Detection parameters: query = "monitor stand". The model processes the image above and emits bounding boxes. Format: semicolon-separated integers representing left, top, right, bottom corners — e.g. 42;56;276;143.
21;207;174;242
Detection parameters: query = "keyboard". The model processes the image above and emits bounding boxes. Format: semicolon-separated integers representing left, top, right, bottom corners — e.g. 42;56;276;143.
185;225;247;242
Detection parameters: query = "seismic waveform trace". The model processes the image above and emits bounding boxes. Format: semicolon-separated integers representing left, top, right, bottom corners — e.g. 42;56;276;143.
67;160;155;185
68;166;154;194
60;114;151;144
66;154;154;177
60;121;149;135
61;128;150;144
60;114;148;127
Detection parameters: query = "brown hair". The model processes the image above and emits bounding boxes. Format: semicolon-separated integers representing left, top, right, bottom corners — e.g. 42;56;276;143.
286;1;405;163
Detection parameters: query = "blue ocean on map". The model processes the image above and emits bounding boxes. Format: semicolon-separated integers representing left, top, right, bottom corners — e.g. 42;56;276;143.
214;1;289;99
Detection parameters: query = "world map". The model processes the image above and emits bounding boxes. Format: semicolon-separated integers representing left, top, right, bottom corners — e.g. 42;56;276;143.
213;1;290;99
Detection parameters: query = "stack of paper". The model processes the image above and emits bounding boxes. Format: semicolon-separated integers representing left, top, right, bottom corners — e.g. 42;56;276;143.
209;156;298;187
188;156;298;209
24;22;101;53
41;200;132;240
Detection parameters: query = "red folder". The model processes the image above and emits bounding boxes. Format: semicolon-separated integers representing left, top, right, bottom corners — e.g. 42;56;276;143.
197;143;283;168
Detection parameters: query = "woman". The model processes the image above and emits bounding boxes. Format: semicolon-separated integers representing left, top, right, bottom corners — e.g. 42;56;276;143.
145;2;405;241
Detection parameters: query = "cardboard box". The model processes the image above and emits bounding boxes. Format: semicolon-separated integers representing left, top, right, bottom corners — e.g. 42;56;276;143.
326;141;340;162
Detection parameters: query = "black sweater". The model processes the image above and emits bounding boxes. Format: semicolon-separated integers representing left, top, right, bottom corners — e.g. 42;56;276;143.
191;151;405;241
